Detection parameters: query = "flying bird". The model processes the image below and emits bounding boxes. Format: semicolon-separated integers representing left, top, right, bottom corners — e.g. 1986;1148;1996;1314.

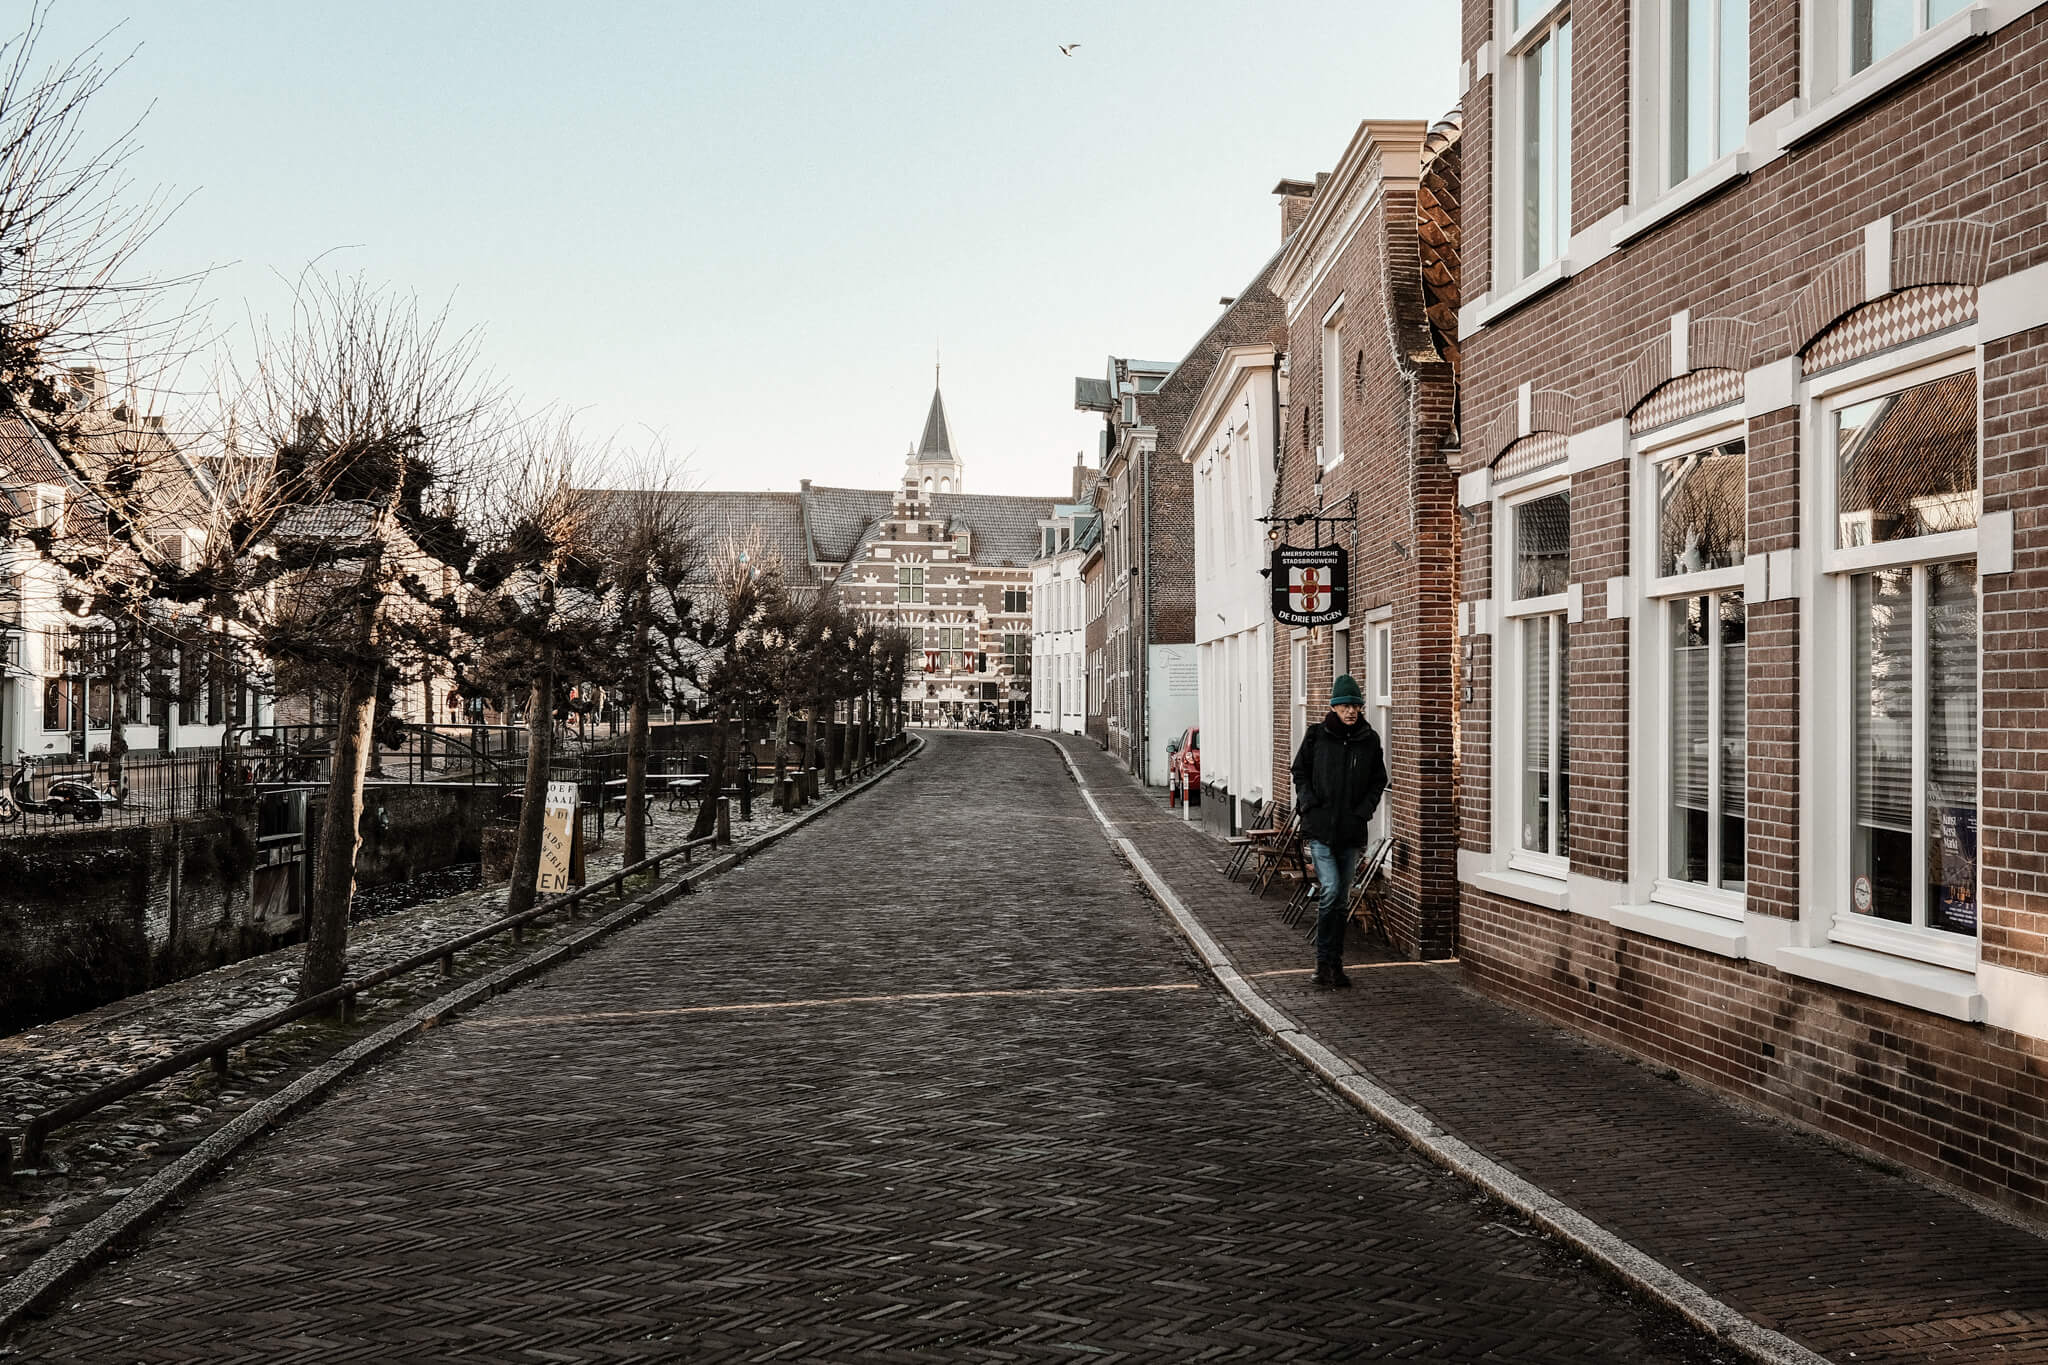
1058;43;1081;55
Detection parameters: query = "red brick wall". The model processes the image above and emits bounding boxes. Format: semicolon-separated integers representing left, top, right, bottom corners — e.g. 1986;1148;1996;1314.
1981;322;2048;971
1566;459;1630;881
1270;151;1462;956
1461;888;2048;1217
1456;0;2048;1201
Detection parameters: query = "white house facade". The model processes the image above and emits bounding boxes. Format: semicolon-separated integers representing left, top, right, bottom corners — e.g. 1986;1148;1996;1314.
1030;502;1093;734
1185;342;1280;835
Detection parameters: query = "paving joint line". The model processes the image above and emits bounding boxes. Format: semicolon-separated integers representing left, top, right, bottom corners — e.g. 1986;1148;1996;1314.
1030;730;1832;1365
0;738;925;1339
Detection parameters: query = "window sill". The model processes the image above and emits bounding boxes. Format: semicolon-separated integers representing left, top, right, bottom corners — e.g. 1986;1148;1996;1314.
1469;257;1574;331
1461;866;1569;912
1776;6;1993;150
1612;154;1751;248
1777;944;1985;1022
1609;901;1748;960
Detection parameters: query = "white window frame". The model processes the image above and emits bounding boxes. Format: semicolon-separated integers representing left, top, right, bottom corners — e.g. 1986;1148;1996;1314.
1290;631;1309;769
1637;413;1749;920
1497;0;1575;285
1632;0;1752;203
1321;298;1347;470
1366;610;1395;848
1792;0;1991;145
1497;472;1573;880
1806;341;1982;973
896;563;925;604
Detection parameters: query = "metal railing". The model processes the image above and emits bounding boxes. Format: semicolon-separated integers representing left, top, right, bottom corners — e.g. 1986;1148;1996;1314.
0;751;222;833
1;829;722;1178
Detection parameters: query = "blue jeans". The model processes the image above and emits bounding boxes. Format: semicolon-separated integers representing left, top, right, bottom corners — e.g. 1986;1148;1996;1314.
1304;839;1355;971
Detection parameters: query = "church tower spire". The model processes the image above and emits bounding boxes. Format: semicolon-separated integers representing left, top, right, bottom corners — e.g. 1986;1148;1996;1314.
905;373;963;495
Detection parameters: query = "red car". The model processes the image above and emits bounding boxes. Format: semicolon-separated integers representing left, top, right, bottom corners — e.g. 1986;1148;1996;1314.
1167;725;1200;805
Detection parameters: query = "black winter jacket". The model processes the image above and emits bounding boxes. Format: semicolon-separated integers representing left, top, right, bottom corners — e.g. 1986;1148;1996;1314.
1289;712;1389;849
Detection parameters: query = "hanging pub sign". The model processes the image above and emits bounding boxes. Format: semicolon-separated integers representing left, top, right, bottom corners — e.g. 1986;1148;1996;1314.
1271;544;1349;626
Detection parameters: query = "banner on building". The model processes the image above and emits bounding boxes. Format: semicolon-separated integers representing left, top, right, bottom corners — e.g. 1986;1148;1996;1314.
537;780;583;894
1270;544;1348;626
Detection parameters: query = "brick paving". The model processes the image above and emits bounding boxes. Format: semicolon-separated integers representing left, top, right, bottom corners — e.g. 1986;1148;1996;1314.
1044;733;2048;1365
0;793;801;1283
6;733;1733;1362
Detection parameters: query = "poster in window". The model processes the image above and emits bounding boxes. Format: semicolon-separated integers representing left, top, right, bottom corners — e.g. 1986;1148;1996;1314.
1930;806;1977;936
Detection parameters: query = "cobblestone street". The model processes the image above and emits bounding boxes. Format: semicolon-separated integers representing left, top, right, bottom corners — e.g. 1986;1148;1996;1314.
8;734;1732;1362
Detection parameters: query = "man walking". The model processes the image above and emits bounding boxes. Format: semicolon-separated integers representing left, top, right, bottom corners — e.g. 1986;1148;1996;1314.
1289;674;1389;989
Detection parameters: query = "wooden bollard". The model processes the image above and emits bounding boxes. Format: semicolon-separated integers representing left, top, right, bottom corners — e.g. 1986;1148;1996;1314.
716;796;731;845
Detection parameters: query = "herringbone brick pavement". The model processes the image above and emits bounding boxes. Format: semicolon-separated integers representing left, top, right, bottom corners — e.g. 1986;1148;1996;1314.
1046;733;2048;1365
8;734;1733;1362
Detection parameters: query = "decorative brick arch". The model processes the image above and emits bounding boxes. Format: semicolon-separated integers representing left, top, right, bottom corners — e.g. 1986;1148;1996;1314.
1476;387;1575;474
1894;218;1992;292
1618;315;1757;418
1785;250;1868;359
1785;217;1991;358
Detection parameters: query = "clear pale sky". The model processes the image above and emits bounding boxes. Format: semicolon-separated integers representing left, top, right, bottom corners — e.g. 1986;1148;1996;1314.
36;2;1461;496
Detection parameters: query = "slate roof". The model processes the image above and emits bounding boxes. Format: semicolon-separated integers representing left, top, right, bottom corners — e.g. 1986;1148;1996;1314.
801;484;1062;571
928;491;1064;567
801;485;894;564
915;386;955;462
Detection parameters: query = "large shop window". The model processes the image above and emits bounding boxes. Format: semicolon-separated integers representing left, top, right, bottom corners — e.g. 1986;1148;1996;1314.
1643;434;1748;914
1504;1;1574;279
1505;487;1572;874
1820;361;1980;969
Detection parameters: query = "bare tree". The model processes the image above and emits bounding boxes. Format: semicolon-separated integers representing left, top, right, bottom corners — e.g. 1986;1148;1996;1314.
585;469;701;865
232;274;498;1000
452;417;616;918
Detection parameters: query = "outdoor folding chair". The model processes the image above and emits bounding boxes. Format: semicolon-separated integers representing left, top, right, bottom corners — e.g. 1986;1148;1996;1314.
1248;808;1303;899
1346;837;1397;946
1223;800;1277;881
1290;836;1394;940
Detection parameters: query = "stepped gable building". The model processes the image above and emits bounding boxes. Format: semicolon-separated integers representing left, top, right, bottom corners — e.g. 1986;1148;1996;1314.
1454;0;2048;1216
1263;118;1463;959
658;381;1065;726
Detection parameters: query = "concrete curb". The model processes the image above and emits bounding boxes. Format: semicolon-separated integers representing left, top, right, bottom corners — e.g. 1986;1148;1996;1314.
0;739;922;1338
1031;732;1831;1365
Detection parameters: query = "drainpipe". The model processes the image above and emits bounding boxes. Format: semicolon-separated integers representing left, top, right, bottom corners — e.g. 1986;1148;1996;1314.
1140;440;1152;785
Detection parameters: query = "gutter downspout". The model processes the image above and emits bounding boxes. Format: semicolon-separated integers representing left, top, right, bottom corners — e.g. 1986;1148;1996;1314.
1140;439;1151;785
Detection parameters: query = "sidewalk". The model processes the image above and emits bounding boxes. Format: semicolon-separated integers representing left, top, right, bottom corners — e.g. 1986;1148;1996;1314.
1045;733;2048;1365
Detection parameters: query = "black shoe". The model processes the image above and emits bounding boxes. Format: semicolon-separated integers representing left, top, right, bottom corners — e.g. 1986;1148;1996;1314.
1311;966;1335;990
1331;968;1353;989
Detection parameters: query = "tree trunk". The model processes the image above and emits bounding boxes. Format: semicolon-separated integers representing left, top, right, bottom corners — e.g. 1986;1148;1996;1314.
688;704;729;842
505;654;556;917
823;698;840;787
772;696;790;811
299;658;379;1000
624;606;651;865
803;700;819;790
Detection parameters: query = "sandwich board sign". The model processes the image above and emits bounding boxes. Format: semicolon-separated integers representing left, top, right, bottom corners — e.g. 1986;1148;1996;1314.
537;780;583;894
1271;544;1349;627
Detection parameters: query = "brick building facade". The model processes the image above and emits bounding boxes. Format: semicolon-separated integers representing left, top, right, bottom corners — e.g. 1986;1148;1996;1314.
1269;120;1465;959
672;385;1066;726
1455;0;2048;1216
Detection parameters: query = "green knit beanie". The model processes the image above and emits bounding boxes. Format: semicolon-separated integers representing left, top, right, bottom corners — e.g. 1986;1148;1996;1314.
1330;674;1364;706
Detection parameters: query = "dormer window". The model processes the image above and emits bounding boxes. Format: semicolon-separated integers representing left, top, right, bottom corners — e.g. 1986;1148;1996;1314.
954;532;970;556
34;484;64;530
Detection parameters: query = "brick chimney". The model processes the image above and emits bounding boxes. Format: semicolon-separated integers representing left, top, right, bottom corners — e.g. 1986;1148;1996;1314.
1273;178;1318;242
